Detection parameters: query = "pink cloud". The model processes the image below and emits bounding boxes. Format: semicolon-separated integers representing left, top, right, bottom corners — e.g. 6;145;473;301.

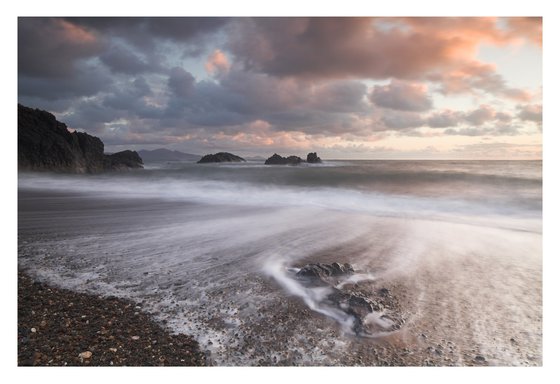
205;49;231;76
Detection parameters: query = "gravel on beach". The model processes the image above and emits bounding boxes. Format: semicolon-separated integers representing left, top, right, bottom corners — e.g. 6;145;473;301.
17;270;207;366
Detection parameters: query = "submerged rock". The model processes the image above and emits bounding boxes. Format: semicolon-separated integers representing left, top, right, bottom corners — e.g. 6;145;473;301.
197;152;246;163
290;262;403;336
296;262;354;281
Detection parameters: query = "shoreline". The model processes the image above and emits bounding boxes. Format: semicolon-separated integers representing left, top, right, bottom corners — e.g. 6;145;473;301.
17;270;207;366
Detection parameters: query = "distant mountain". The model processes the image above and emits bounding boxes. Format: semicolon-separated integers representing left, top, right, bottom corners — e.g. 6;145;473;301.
137;148;200;162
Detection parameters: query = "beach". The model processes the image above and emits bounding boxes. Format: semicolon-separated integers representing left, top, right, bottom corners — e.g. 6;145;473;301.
18;160;542;366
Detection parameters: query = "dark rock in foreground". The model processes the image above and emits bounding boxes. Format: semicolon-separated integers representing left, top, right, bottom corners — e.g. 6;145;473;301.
297;262;354;281
17;271;206;366
18;104;143;173
264;153;303;165
197;152;246;163
104;150;143;170
292;262;404;336
306;152;322;163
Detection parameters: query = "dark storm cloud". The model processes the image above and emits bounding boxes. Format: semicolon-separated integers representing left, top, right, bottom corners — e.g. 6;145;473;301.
18;18;103;78
68;17;230;54
162;69;371;135
18;64;111;100
99;45;154;74
168;67;196;98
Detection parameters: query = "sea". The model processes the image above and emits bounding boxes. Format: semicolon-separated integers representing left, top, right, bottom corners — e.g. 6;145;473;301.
17;160;542;366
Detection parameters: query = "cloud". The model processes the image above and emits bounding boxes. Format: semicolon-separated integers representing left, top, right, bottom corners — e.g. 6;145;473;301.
517;104;542;123
425;109;463;128
381;111;424;129
99;44;153;74
429;61;533;101
227;17;462;80
18;18;103;78
205;49;231;76
464;105;496;126
168;67;196;98
18;64;111;100
228;17;540;81
504;17;542;46
369;80;433;111
68;17;230;55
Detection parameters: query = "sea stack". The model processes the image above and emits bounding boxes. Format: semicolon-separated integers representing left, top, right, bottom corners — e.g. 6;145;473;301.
306;152;322;163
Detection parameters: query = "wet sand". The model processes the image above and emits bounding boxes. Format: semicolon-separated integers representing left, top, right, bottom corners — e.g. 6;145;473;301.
18;188;542;366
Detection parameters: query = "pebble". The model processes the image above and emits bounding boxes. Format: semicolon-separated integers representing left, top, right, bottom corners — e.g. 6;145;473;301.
131;336;140;340
78;351;92;359
31;328;37;333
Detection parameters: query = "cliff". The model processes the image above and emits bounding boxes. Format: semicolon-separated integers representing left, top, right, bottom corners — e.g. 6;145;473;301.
18;104;143;173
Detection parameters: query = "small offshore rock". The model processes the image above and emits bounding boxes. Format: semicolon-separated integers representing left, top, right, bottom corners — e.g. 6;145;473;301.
306;152;322;163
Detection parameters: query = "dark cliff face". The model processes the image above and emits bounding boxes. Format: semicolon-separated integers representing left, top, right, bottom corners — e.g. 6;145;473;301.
18;104;105;173
18;104;143;173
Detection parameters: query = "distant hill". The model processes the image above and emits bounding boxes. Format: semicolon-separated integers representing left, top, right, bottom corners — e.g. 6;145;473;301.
137;148;200;162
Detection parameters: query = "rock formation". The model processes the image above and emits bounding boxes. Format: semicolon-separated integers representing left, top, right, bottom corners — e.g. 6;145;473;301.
197;152;246;163
265;152;323;165
264;153;303;165
104;150;144;171
18;104;143;172
306;152;322;163
292;262;404;336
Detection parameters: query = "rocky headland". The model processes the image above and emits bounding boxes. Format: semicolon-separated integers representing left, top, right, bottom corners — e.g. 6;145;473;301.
18;104;143;173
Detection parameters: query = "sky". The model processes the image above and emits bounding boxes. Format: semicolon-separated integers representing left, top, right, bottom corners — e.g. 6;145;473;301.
17;17;542;159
